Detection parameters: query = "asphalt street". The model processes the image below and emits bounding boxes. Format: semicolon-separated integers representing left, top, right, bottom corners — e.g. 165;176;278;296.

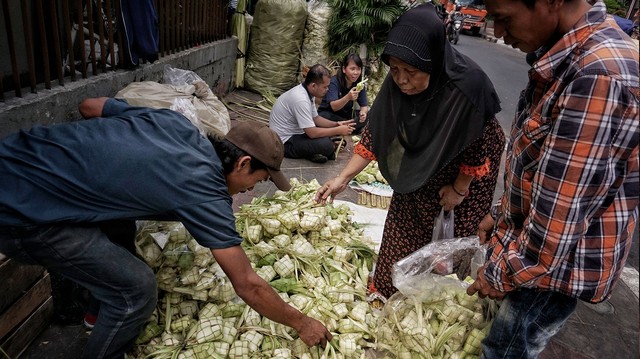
453;34;529;132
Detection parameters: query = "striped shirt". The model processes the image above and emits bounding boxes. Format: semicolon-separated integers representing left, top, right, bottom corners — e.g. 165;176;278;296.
484;2;639;303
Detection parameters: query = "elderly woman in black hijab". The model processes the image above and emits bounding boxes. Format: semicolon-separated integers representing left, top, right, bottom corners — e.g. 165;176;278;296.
316;3;506;299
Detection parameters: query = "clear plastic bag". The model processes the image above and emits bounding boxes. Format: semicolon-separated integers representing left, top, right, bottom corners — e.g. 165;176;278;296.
117;67;231;139
432;208;454;241
470;243;488;280
163;65;203;86
379;236;497;357
169;98;202;134
391;235;481;301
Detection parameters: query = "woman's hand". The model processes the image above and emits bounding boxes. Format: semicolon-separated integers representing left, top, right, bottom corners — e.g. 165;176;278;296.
315;176;350;204
438;184;465;211
358;107;368;123
347;87;360;101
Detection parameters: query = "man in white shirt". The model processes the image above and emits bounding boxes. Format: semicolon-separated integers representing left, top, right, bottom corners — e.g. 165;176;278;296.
269;64;355;163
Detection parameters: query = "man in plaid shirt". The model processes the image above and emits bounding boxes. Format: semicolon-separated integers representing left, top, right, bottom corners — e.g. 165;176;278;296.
467;0;639;357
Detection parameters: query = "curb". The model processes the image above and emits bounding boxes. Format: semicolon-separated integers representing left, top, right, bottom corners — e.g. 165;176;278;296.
622;266;640;300
481;33;499;43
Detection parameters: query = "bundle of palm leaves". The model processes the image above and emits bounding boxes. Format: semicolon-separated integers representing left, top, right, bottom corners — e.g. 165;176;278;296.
232;0;249;88
244;0;307;96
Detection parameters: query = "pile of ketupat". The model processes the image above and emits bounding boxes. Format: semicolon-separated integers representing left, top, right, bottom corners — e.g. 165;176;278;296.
352;161;388;186
129;179;495;359
376;276;497;358
348;136;387;186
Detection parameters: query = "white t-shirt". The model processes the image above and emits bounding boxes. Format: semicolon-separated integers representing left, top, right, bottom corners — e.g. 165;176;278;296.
269;84;318;143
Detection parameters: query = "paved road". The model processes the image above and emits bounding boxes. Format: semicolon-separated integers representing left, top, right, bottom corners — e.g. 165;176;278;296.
453;35;529;132
453;34;639;282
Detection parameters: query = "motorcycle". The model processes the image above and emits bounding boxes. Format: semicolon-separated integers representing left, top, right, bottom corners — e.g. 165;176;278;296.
447;19;462;45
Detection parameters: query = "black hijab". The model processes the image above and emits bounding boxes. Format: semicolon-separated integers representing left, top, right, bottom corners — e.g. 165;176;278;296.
368;3;501;193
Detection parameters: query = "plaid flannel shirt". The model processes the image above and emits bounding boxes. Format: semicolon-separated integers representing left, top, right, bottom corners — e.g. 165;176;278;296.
484;2;639;303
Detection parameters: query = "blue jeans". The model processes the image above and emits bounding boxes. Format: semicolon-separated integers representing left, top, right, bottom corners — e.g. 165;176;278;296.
0;224;157;359
481;288;578;359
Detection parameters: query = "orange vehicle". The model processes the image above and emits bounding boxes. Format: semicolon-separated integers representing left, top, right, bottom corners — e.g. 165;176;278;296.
442;0;488;36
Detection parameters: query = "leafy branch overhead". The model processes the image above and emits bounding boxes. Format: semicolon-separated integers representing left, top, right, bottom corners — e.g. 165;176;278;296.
326;0;406;59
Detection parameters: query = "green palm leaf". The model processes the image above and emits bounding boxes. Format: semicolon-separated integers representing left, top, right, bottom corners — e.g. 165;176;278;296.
326;0;405;60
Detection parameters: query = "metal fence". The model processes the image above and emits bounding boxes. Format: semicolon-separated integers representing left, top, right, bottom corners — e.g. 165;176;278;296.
0;0;229;101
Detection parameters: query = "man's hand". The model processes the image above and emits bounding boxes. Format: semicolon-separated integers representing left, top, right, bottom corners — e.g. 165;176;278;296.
477;214;495;244
78;97;109;119
336;119;356;127
466;267;507;301
296;316;333;347
335;119;355;136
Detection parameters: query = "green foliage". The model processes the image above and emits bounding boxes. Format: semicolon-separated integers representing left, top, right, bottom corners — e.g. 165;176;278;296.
326;0;406;61
603;0;627;15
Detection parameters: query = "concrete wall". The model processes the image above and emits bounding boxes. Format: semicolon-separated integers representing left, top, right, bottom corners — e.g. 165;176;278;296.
0;37;238;138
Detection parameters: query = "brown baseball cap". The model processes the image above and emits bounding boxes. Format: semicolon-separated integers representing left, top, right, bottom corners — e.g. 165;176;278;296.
225;121;291;191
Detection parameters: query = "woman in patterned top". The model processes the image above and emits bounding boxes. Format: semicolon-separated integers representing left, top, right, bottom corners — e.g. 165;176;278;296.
315;3;506;299
317;54;369;133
